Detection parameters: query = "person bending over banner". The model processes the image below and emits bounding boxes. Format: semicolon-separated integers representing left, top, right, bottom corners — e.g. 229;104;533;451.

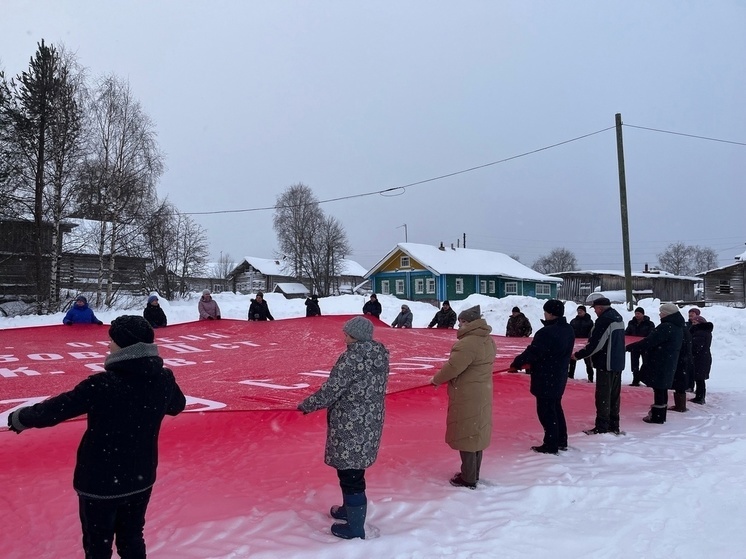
298;316;390;540
7;315;186;558
430;305;496;489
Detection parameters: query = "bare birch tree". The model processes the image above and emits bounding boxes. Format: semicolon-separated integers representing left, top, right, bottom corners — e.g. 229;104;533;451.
532;247;578;274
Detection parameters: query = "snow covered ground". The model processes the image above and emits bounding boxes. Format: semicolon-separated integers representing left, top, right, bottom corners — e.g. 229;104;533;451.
2;292;746;558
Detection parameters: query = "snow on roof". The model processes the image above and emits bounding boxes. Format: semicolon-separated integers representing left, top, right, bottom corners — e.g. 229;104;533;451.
339;259;367;277
240;256;292;276
273;282;309;294
735;249;746;261
368;243;561;283
552;269;701;282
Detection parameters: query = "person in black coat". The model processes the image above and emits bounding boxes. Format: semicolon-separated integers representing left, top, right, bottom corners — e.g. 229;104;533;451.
143;294;168;328
362;294;382;318
7;315;186;558
568;305;594;382
625;303;685;424
305;294;321;317
248;292;275;321
625;307;654;386
573;298;626;434
689;316;713;404
427;300;457;329
509;300;575;454
669;319;694;412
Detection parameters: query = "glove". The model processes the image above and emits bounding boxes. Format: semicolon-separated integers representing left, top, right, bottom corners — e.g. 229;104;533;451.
254;314;260;319
7;410;25;434
64;321;72;325
96;320;104;325
507;367;520;373
216;316;221;320
207;316;214;320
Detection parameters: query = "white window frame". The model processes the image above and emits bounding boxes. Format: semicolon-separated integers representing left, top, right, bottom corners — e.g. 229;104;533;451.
505;281;518;295
414;278;424;294
536;283;552;296
426;278;436;294
488;280;496;294
400;256;410;268
395;279;405;295
480;280;487;294
455;278;464;294
381;280;390;295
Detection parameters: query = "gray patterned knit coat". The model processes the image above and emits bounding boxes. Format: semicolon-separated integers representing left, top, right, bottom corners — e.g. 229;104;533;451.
298;340;390;470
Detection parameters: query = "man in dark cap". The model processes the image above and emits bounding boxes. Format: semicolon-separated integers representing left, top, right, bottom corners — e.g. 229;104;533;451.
509;300;575;454
624;307;654;386
298;316;390;540
573;297;626;435
506;306;532;337
568;305;594;382
7;315;186;558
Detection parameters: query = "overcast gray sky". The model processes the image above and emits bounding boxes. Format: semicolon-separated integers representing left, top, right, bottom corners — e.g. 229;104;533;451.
3;1;745;272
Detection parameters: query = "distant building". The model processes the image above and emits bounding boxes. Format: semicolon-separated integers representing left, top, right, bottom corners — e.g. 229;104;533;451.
365;242;562;303
550;265;700;303
697;249;746;308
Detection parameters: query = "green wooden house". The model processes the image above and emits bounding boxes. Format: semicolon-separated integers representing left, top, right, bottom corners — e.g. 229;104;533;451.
364;243;562;302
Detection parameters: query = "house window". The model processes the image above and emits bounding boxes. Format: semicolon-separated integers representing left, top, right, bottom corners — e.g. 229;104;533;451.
579;282;592;295
415;278;424;294
717;280;733;294
455;278;464;294
400;256;410;268
381;280;390;295
536;283;551;296
505;282;518;295
426;278;435;294
489;280;496;294
396;279;405;294
480;280;487;294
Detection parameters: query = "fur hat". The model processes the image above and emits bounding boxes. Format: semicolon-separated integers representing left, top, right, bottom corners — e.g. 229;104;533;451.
543;299;564;317
634;307;645;314
459;305;481;322
343;316;374;341
109;315;155;348
689;308;701;316
147;295;159;305
511;306;520;313
589;297;611;307
659;303;680;317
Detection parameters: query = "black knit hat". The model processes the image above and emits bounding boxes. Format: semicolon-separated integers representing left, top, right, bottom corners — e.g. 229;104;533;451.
634;307;645;314
543;299;565;317
109;315;155;348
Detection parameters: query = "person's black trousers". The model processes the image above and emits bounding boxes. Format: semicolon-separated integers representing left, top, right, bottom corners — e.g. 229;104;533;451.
458;450;483;484
79;488;152;559
595;370;622;432
535;396;567;451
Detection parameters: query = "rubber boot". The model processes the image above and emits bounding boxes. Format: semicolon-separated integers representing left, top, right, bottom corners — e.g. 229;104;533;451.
643;405;666;424
330;505;346;520
331;493;366;539
669;392;688;412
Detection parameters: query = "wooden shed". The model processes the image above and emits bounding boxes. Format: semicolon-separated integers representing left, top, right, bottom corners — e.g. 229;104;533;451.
698;250;746;308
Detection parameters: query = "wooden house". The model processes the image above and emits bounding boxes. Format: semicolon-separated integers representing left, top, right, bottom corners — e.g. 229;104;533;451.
364;243;562;303
697;249;746;308
550;267;700;303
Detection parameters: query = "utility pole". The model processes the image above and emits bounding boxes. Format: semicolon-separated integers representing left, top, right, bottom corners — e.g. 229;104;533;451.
397;224;408;242
615;113;633;311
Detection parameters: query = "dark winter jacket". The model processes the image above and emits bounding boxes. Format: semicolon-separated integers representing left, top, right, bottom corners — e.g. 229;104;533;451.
574;307;626;372
143;304;168;328
298;339;389;470
432;319;496;452
63;302;103;325
391;306;413;328
625;315;654;338
305;297;321;317
362;299;382;318
8;343;186;499
511;316;575;399
626;312;684;390
569;313;594;339
506;313;532;337
248;298;274;321
672;327;694;392
691;321;713;381
428;307;457;329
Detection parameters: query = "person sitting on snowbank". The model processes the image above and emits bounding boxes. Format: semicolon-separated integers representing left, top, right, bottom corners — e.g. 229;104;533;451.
198;289;221;320
63;295;104;325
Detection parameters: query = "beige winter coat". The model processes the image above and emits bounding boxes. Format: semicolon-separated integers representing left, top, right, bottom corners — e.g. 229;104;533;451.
432;318;496;452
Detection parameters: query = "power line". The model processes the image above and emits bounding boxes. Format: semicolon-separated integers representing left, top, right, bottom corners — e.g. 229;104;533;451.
184;126;616;216
623;124;746;147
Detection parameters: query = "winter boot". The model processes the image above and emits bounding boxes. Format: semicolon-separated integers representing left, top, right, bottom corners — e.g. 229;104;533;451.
331;493;366;540
669;392;688;412
643;405;666;424
329;505;347;521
